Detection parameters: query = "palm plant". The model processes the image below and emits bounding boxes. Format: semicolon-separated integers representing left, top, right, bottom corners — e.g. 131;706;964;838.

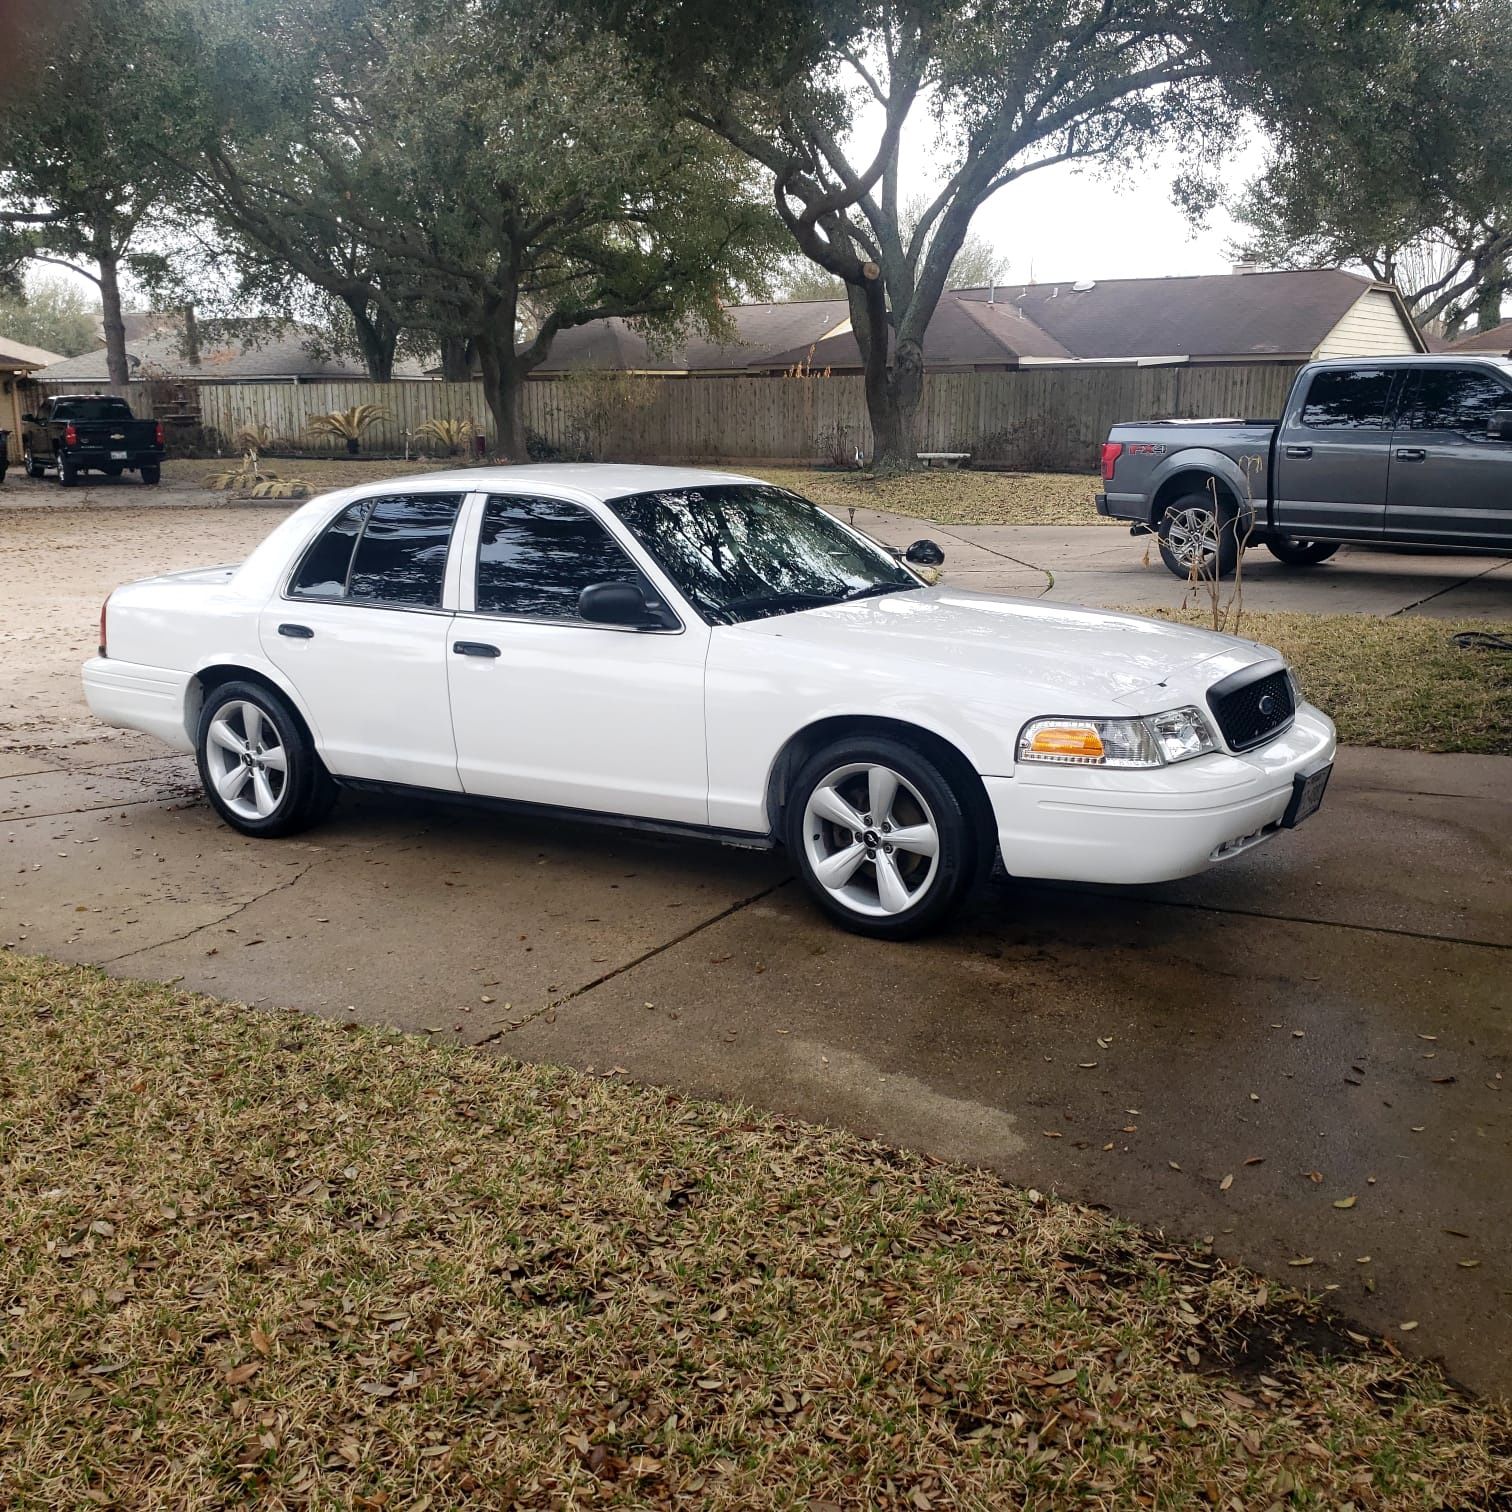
413;416;477;457
208;449;312;499
304;403;391;454
231;422;281;454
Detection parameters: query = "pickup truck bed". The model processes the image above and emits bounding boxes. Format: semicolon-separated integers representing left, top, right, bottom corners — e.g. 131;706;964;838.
1097;355;1512;577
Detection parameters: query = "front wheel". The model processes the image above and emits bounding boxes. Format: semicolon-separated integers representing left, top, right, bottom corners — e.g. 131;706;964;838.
24;449;45;479
1265;536;1339;567
785;736;977;939
196;680;335;838
1157;491;1240;580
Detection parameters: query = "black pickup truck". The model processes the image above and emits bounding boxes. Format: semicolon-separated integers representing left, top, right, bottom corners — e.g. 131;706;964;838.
1097;355;1512;577
21;394;165;487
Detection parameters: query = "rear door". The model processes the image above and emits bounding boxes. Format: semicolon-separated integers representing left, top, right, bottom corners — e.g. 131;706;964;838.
1385;365;1512;549
259;490;468;791
1272;367;1401;539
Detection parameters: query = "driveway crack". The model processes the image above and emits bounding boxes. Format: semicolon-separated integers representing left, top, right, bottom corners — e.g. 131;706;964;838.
98;855;332;965
930;525;1055;594
475;876;792;1045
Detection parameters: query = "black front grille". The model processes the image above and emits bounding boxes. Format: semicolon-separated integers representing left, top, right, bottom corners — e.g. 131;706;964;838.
1206;664;1294;752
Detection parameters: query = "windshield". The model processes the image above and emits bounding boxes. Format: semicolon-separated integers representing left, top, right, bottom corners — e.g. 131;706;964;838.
50;398;133;421
606;484;919;626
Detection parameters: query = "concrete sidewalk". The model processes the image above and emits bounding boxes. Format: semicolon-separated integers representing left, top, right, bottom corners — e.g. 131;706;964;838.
2;741;1508;1395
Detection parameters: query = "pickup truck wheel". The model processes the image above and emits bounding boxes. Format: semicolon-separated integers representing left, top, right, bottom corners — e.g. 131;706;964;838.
140;464;161;485
58;457;80;488
24;449;44;479
197;681;335;838
786;736;976;939
1265;536;1339;567
1157;492;1239;580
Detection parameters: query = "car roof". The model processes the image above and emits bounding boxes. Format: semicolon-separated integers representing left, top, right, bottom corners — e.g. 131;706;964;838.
365;462;764;502
1306;353;1512;374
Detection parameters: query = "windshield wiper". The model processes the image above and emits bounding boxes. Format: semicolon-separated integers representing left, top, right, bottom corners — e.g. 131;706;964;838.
723;590;841;619
837;582;915;603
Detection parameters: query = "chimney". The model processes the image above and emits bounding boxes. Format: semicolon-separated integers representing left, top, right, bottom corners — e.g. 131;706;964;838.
1231;260;1259;275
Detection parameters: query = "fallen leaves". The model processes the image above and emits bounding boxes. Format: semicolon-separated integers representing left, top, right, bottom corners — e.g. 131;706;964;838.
1333;1196;1358;1210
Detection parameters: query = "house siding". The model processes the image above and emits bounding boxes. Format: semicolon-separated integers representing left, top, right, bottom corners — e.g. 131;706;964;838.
1313;288;1421;358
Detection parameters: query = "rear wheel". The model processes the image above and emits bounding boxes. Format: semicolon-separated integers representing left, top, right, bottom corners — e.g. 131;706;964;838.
785;736;977;939
1265;536;1339;567
196;680;335;838
140;464;161;485
1157;490;1240;580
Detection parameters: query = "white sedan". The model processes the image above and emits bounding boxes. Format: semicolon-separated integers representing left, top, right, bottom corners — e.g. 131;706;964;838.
83;464;1336;937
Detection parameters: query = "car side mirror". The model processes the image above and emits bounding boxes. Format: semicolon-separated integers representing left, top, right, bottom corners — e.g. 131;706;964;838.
1489;408;1512;442
578;580;675;630
20;413;34;424
904;539;945;567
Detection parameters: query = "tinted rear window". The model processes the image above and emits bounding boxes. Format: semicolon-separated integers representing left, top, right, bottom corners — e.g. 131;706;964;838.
347;494;463;607
1299;369;1396;429
49;398;134;422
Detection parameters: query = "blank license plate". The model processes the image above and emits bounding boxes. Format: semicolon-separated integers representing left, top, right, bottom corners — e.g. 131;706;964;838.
110;450;128;460
1283;764;1331;828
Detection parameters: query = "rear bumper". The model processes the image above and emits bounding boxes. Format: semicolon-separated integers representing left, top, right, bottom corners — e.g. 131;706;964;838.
82;657;194;752
67;447;165;468
985;705;1337;884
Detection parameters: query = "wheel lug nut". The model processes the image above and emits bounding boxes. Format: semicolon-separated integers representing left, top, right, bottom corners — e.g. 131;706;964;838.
884;844;894;854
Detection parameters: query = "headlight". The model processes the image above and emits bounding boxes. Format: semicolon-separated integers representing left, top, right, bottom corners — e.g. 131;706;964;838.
1018;706;1217;769
1286;665;1306;709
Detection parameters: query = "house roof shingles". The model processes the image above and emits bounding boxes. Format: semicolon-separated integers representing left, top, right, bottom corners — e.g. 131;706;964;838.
0;334;66;371
1448;318;1512;355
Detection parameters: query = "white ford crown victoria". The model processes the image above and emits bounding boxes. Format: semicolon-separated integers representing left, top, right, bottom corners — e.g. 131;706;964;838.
83;464;1336;937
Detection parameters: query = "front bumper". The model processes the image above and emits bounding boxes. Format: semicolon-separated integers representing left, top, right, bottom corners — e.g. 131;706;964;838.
985;704;1336;884
82;657;194;752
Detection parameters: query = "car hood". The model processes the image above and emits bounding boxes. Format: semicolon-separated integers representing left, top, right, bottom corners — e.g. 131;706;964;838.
728;587;1274;709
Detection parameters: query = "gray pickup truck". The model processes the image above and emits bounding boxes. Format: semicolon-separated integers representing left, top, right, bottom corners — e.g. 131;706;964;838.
1096;354;1512;577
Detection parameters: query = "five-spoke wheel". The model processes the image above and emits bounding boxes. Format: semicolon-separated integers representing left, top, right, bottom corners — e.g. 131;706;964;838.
787;736;977;938
196;680;335;837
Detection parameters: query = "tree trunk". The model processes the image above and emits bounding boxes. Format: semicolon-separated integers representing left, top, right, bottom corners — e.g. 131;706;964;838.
96;241;130;387
440;335;476;383
475;332;529;458
344;296;397;381
1474;259;1506;332
850;278;923;469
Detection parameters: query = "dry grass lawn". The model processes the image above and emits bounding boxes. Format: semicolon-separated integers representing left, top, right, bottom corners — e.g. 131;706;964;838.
1130;609;1512;756
2;953;1508;1509
153;457;1102;526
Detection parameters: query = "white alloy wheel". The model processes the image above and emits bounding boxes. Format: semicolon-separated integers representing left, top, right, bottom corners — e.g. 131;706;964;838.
1163;504;1219;570
203;698;290;821
800;761;941;918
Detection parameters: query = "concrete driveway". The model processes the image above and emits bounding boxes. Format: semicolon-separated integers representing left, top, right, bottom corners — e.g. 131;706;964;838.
3;495;1509;1397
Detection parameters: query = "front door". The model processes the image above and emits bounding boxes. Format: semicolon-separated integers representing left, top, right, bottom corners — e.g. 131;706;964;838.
447;492;709;823
1272;366;1401;539
1385;365;1512;550
260;490;466;791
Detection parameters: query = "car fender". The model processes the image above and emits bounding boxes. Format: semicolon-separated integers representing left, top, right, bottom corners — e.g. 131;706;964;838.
187;649;328;752
1146;447;1262;520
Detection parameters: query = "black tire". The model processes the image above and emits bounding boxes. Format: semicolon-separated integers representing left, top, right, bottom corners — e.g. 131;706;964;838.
196;679;336;839
1264;536;1340;567
58;456;80;487
784;735;978;939
24;449;45;479
140;464;161;485
1157;490;1240;581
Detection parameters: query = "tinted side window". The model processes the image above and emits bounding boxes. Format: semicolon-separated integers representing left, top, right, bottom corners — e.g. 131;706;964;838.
347;494;464;607
1300;369;1395;429
290;501;371;598
1401;368;1511;437
476;495;644;620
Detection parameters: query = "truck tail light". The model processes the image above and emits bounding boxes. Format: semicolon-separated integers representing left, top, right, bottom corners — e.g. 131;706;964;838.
64;422;79;447
154;420;165;447
99;594;111;657
1100;441;1123;481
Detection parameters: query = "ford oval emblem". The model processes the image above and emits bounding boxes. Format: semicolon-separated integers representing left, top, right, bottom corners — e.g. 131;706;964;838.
1258;694;1276;716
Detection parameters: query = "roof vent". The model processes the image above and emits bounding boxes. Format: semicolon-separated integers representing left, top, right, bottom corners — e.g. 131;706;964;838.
1072;279;1096;293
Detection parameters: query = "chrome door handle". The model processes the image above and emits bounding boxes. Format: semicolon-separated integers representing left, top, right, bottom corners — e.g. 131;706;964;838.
1284;445;1312;459
277;623;314;638
1395;447;1427;461
453;640;501;658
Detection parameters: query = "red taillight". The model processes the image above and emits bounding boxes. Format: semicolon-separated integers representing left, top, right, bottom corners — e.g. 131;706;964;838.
99;595;110;658
1100;441;1123;482
154;420;165;447
64;422;79;447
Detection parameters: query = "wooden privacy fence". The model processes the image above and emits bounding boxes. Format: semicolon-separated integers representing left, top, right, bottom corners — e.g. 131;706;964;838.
35;362;1301;471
